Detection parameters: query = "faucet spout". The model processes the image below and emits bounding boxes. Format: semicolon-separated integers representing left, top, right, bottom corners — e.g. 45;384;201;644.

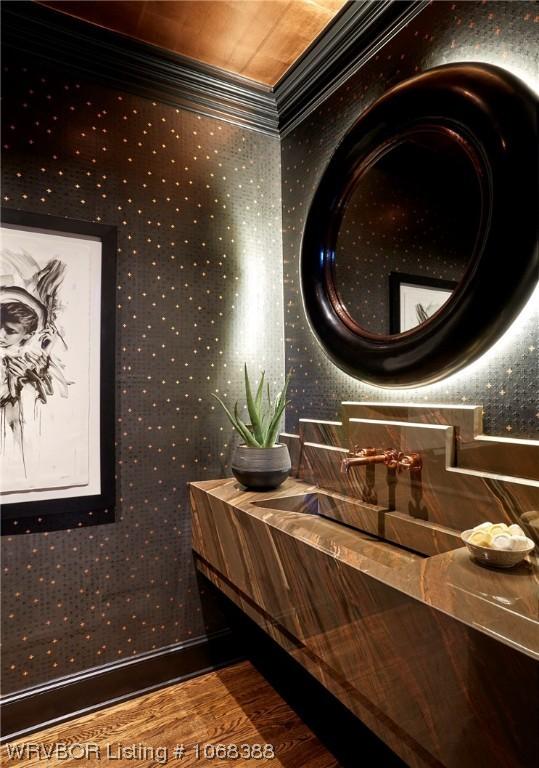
341;447;396;476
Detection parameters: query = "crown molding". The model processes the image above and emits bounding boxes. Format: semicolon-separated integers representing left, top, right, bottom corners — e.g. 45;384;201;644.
275;0;428;137
1;2;279;136
2;1;427;139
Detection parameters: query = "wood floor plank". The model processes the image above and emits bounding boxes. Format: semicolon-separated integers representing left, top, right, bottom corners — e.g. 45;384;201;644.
2;661;339;767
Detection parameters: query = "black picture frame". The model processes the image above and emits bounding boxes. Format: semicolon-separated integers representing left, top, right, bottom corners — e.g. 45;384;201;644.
389;273;458;335
301;63;538;387
1;208;116;533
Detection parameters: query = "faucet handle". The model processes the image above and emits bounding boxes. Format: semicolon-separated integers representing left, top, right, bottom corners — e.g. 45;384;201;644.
383;449;401;469
399;452;422;473
385;450;422;473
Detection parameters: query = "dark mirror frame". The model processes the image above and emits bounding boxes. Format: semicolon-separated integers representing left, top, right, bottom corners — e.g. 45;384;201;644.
301;63;538;387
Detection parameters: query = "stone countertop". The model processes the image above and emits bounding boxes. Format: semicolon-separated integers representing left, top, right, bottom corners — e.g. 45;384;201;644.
190;477;539;660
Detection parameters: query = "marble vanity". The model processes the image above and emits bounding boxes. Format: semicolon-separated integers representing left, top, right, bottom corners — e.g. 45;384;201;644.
190;403;539;768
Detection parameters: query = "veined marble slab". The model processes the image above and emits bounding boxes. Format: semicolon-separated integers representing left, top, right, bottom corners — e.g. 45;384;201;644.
190;477;539;768
281;402;539;555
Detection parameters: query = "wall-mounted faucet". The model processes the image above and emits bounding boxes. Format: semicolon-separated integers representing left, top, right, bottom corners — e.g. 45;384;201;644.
341;447;396;476
341;446;422;476
340;446;394;506
341;445;423;475
341;446;423;508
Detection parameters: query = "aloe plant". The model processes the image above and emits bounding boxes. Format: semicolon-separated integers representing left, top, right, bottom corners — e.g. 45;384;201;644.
212;365;291;448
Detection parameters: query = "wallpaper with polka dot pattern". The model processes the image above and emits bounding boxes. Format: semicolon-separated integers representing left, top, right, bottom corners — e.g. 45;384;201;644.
283;0;538;436
1;0;538;697
1;60;283;693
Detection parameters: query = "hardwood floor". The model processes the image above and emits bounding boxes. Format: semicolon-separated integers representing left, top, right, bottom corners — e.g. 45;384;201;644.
2;661;339;767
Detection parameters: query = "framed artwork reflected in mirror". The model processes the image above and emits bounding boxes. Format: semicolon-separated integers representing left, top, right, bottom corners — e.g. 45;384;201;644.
389;273;457;334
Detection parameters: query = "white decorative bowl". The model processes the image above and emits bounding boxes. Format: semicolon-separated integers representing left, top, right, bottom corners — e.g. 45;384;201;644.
461;529;535;568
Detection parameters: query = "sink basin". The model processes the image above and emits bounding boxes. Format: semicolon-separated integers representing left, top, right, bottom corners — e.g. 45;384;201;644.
251;492;422;567
252;493;320;515
252;490;386;537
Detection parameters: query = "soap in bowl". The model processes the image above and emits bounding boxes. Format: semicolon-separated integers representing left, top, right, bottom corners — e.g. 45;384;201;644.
461;529;535;568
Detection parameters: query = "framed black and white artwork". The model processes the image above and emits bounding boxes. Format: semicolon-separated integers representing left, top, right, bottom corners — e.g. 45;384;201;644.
389;272;458;334
0;209;116;530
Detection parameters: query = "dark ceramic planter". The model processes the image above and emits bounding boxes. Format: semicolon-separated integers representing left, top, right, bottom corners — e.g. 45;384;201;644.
231;444;291;490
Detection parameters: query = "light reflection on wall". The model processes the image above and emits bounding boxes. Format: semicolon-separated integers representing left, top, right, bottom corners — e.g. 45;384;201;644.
362;281;539;396
282;0;538;437
229;200;285;385
360;47;539;399
431;37;539;96
304;43;539;401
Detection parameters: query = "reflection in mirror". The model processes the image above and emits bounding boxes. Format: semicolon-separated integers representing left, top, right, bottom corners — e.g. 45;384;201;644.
334;129;482;336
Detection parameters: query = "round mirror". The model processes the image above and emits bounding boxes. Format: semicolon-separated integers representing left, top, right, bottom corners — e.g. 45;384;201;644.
301;63;538;387
333;129;482;336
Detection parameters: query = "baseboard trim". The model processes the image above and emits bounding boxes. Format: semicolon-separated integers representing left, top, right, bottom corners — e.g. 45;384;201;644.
1;629;242;743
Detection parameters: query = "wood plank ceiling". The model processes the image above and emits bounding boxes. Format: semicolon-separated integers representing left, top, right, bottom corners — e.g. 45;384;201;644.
39;1;348;86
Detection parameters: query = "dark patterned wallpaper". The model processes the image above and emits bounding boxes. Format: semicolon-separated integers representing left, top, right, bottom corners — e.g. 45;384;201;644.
1;61;283;693
282;0;539;437
1;0;538;699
